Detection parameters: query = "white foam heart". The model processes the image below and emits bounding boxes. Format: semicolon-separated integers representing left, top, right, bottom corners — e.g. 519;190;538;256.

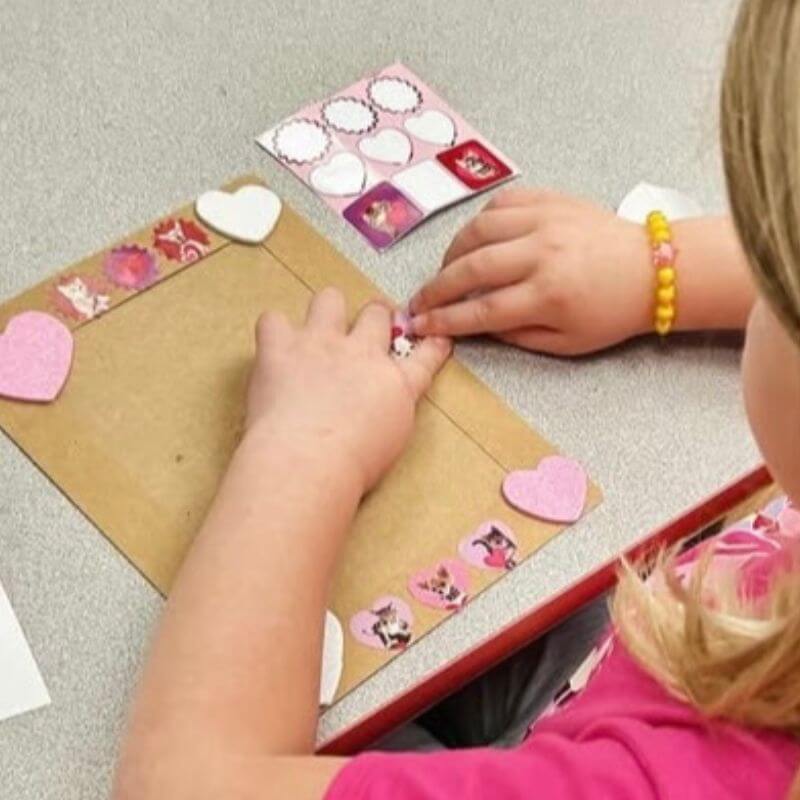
195;185;282;244
319;610;344;706
617;182;704;223
358;128;413;165
309;152;366;197
404;110;456;146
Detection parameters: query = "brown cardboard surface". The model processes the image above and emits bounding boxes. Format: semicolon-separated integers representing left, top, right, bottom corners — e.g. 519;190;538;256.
0;175;600;702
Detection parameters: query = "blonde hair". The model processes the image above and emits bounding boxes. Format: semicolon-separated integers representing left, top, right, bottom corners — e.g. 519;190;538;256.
613;0;800;794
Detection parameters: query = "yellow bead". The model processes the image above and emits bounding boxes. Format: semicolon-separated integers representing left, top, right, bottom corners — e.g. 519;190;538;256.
655;319;672;336
657;285;676;304
651;228;671;244
651;221;670;236
657;267;676;286
656;303;675;322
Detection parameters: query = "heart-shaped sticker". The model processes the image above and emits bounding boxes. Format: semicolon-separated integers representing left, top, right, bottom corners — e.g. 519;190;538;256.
0;312;74;403
349;595;413;651
459;520;518;570
358;128;413;165
319;610;344;706
309;152;367;197
502;455;588;524
404;110;456;146
195;185;282;244
408;558;470;611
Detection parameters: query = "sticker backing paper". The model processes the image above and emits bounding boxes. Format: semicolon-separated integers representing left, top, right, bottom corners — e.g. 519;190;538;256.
257;63;519;250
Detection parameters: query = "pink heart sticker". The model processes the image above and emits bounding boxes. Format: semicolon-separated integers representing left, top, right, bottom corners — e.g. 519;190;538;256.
408;558;470;611
502;455;588;524
0;312;74;403
458;520;518;571
349;595;413;651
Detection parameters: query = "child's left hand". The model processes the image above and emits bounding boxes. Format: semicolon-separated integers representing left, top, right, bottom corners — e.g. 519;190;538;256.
244;288;451;492
408;188;653;355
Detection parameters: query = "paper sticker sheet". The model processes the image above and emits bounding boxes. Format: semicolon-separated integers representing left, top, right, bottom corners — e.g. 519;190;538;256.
0;577;50;722
257;63;519;250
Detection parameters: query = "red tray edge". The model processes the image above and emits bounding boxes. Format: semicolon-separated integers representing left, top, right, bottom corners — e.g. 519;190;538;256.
318;464;771;755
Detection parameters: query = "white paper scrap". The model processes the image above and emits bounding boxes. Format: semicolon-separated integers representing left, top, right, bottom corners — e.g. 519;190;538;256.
0;577;50;722
617;182;704;223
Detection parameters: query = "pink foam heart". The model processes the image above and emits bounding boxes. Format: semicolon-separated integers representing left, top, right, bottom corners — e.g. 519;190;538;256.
349;595;413;651
0;312;74;403
408;558;470;610
502;455;587;524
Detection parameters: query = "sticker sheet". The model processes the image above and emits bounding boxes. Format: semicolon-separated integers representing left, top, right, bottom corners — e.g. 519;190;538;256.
257;63;519;250
0;176;599;706
0;577;50;722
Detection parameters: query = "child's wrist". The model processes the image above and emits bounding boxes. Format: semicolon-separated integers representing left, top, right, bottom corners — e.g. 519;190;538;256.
238;419;367;500
618;220;656;339
668;217;755;332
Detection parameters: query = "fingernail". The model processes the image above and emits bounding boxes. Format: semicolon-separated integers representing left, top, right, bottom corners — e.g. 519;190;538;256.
410;313;427;335
408;294;422;314
392;310;412;336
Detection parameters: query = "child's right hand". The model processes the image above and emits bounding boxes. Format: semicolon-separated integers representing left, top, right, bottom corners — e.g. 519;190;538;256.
409;188;654;356
244;288;451;493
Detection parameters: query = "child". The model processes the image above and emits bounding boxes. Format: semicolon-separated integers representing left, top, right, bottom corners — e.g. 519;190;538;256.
112;1;800;797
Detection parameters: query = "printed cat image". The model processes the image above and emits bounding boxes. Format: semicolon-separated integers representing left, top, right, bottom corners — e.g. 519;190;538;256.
368;602;412;650
362;200;397;237
472;525;517;570
56;276;110;320
417;564;469;610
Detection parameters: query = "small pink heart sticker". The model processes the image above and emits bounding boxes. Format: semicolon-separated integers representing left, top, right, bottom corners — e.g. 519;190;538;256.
0;311;74;403
408;558;470;610
502;455;587;524
349;596;413;651
458;520;518;571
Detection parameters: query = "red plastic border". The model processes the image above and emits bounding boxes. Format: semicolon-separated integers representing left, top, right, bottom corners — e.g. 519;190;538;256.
318;464;772;755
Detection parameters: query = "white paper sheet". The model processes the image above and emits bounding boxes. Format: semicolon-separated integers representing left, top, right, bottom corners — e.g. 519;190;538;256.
0;577;50;722
320;610;343;707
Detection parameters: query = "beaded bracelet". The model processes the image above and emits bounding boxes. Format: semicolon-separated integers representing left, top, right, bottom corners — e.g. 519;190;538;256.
645;210;677;337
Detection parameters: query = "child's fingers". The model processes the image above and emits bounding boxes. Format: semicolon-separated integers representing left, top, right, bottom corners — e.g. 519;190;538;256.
442;208;539;267
398;336;452;400
255;310;293;351
494;326;570;355
411;283;536;337
351;301;392;350
485;187;557;210
410;238;534;315
306;287;347;332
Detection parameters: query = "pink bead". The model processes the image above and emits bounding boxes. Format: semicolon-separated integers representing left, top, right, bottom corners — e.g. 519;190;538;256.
653;243;675;265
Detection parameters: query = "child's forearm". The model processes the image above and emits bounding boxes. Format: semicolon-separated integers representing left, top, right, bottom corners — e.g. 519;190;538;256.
671;216;756;332
114;426;362;794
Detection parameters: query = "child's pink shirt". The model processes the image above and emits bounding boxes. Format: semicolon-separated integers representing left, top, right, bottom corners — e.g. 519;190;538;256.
325;497;800;799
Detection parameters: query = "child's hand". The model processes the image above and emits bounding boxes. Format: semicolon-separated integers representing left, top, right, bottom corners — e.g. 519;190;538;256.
409;189;653;356
244;288;451;492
